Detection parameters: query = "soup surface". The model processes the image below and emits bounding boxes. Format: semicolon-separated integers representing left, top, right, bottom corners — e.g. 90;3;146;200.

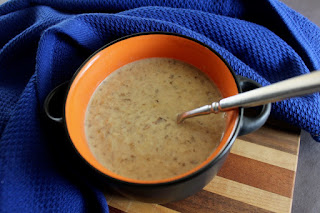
85;58;226;181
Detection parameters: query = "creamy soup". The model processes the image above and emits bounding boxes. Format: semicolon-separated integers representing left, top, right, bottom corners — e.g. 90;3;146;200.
85;58;226;181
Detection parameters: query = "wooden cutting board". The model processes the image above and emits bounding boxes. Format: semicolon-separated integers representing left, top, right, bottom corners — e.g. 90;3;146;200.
104;118;300;213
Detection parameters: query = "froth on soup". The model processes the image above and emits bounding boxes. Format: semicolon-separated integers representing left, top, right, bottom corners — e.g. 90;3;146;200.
85;58;226;181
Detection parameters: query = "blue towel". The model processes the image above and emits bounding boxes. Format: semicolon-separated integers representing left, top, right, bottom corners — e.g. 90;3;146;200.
1;0;320;212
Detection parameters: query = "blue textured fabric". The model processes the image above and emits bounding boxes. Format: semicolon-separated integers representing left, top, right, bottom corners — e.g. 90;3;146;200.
1;0;320;212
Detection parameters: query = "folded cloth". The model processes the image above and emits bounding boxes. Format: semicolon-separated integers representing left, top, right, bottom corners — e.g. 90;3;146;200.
1;0;320;211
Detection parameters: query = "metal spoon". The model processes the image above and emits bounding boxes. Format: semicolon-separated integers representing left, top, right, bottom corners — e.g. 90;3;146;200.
177;71;320;124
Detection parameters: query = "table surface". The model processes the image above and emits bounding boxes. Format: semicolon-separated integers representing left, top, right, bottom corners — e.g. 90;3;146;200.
104;118;300;213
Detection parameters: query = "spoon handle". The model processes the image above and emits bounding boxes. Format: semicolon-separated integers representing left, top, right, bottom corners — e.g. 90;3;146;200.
177;71;320;124
218;71;320;111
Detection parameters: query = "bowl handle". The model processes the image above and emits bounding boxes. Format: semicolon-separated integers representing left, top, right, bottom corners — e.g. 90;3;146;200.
43;82;69;124
236;76;271;136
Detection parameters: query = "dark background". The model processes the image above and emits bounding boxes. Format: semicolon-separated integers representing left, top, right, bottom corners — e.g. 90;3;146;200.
280;0;320;212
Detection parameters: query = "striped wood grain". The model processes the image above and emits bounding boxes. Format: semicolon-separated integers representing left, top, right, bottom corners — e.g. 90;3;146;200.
104;120;300;213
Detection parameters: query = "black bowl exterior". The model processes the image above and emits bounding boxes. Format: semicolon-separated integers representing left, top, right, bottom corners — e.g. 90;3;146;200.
108;149;231;203
43;32;270;204
63;130;234;204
